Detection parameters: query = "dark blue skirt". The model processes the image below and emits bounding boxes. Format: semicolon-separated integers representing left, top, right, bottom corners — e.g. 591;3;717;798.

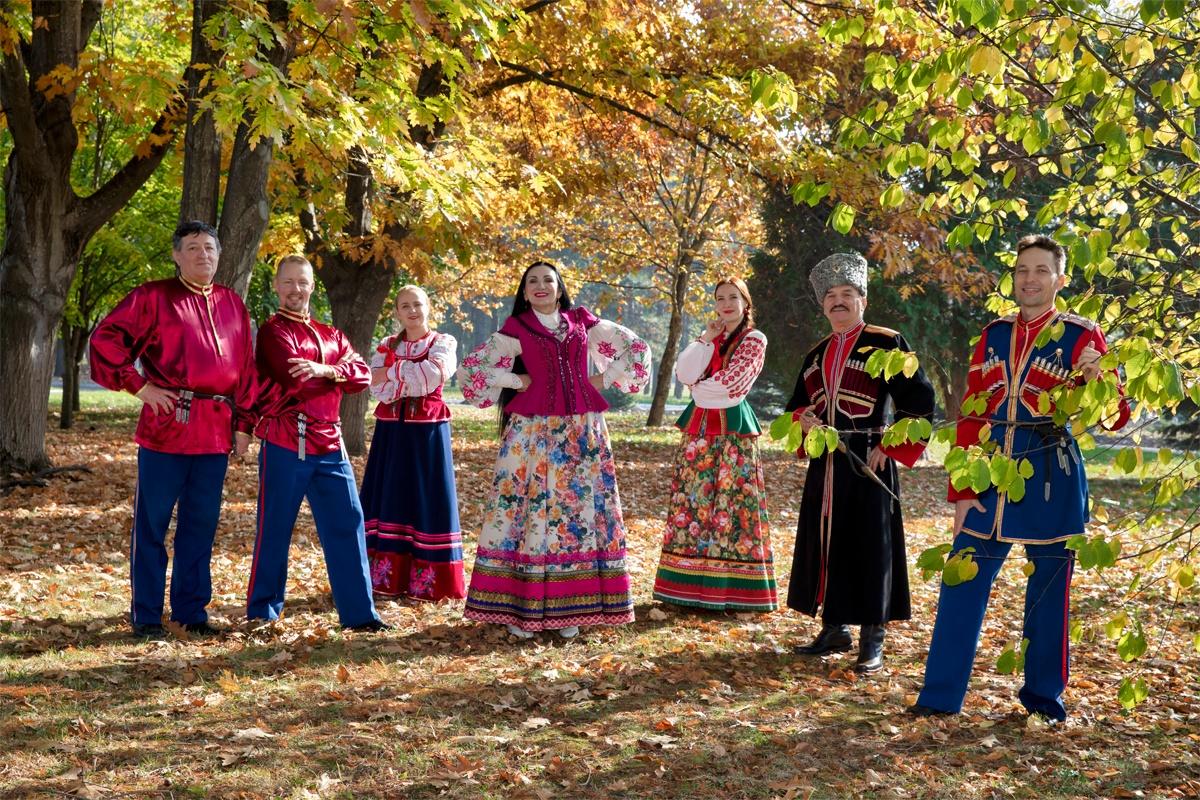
361;418;465;600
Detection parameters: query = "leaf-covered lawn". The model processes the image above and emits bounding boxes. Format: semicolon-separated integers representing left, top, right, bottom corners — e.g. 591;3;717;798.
2;403;1198;799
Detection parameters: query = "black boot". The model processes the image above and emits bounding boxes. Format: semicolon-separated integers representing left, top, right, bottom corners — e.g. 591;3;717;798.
793;624;852;655
855;624;886;673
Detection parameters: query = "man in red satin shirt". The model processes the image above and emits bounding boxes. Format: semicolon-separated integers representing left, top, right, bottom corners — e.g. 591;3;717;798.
246;255;386;632
90;221;256;639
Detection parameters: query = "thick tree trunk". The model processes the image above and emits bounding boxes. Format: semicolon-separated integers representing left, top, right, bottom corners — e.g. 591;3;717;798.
214;126;276;295
179;0;224;226
320;254;397;455
0;145;80;469
0;0;182;471
212;0;290;296
646;266;689;426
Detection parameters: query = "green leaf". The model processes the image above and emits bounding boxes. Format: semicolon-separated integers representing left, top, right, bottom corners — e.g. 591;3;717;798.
830;202;856;234
917;543;953;579
996;643;1018;674
825;427;841;455
880;183;905;209
804;426;827;459
1117;622;1148;662
969;458;992;493
769;412;794;441
1117;676;1149;710
786;419;805;453
1007;475;1026;502
944;549;979;586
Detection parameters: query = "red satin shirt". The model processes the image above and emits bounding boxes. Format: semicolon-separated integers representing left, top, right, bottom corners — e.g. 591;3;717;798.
254;310;370;455
89;277;256;454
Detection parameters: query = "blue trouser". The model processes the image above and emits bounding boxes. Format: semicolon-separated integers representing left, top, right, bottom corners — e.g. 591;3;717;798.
131;448;229;626
246;441;379;627
917;533;1075;720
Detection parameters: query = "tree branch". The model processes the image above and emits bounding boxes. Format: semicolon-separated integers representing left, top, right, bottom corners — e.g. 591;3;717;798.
75;96;185;240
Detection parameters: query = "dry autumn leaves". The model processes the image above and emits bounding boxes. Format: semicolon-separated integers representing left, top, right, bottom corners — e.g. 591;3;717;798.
1;405;1198;799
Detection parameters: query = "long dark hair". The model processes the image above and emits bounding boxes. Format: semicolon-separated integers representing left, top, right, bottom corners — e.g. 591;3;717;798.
498;260;574;433
714;276;754;358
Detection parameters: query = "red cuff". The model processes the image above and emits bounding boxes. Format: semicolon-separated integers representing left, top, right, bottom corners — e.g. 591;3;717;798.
947;483;979;502
124;372;147;396
880;441;925;469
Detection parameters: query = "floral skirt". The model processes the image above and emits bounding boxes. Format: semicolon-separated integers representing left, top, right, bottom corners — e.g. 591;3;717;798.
361;419;465;601
652;433;777;611
464;413;634;631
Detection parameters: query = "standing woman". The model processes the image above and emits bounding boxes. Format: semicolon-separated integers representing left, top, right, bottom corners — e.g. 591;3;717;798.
361;285;465;601
653;277;777;612
458;261;651;639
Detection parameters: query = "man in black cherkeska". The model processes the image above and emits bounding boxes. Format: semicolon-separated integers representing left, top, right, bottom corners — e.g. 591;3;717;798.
785;252;935;673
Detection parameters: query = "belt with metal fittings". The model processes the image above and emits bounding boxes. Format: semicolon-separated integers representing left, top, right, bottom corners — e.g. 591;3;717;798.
297;412;308;461
174;390;234;424
999;420;1080;501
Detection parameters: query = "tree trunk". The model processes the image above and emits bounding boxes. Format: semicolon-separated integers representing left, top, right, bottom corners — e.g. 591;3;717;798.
319;253;397;455
179;0;224;226
0;166;79;469
646;265;689;426
0;1;183;471
212;0;290;296
60;319;78;429
214;126;276;295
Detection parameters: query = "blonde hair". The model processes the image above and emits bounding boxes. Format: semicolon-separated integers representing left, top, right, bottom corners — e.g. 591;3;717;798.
276;254;312;273
394;284;429;307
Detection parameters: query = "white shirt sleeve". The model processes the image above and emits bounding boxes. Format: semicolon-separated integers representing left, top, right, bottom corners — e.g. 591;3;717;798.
674;339;716;386
396;333;458;398
587;319;653;392
688;330;767;409
456;332;524;408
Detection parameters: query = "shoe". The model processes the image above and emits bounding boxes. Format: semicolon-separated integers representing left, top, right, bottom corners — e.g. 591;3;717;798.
556;626;580;639
907;703;953;717
345;619;392;633
131;623;165;639
793;624;852;655
854;624;886;673
181;621;224;637
505;624;535;640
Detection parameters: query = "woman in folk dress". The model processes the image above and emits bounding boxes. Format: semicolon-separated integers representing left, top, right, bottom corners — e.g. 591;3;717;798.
458;261;651;639
653;277;777;612
361;285;465;601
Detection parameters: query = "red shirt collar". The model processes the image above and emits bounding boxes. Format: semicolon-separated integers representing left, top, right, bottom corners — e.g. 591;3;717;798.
1016;306;1056;330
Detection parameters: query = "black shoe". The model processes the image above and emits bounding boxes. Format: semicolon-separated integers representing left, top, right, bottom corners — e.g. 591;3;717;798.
793;624;852;655
855;624;886;673
179;621;224;637
907;703;953;717
131;623;165;639
345;619;392;633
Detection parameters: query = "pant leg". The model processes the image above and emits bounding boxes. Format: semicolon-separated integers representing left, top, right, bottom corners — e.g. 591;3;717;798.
916;532;1011;713
169;453;230;625
246;441;310;620
130;448;190;625
306;450;379;627
1018;539;1074;720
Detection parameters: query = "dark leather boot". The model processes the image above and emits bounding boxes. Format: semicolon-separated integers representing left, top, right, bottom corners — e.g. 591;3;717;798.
793;624;852;655
855;624;886;673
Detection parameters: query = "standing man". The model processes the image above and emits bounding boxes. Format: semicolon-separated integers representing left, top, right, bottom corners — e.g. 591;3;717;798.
246;255;387;632
785;252;935;673
911;235;1130;720
90;221;256;638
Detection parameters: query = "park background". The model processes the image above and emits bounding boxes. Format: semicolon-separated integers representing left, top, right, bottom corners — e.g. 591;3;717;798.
2;1;1199;797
